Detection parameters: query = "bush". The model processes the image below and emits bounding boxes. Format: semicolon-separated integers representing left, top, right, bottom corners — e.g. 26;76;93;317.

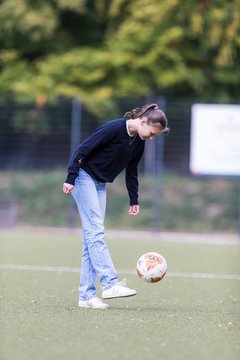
0;170;238;233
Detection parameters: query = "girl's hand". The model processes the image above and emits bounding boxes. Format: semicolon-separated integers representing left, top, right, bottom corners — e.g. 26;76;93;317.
63;183;74;195
128;205;140;216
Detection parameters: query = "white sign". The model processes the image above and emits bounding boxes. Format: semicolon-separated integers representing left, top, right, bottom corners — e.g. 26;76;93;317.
190;104;240;176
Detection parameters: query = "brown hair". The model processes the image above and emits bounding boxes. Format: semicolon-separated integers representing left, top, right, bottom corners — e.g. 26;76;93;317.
124;103;170;135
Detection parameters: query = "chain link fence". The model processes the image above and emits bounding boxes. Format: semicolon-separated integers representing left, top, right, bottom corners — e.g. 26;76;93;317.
0;98;192;173
0;98;238;233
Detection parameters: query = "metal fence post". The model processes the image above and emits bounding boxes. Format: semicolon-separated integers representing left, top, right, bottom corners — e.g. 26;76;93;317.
152;97;166;232
68;97;82;228
70;97;81;156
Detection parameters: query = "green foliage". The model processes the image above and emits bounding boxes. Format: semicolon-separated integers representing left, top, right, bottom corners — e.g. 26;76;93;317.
0;171;69;226
0;170;238;232
0;0;239;111
0;50;31;97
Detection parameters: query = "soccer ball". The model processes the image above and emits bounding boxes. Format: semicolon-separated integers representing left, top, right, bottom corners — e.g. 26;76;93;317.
136;252;167;283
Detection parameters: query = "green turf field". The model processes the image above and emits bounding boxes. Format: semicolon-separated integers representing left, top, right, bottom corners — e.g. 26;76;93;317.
0;229;240;360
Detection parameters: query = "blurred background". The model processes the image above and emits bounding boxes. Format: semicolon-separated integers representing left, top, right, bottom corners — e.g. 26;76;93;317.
0;0;239;233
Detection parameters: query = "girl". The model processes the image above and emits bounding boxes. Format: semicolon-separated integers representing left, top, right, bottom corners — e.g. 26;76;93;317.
63;103;169;309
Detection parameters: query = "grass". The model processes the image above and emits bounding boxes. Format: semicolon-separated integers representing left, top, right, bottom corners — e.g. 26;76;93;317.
0;228;240;360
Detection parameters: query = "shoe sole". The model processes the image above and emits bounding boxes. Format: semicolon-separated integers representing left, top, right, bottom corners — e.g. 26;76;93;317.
79;305;109;309
79;306;109;309
78;303;109;309
78;304;91;309
102;292;137;300
91;306;109;309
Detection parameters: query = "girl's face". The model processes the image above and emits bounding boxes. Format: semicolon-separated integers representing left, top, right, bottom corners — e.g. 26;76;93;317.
137;119;163;140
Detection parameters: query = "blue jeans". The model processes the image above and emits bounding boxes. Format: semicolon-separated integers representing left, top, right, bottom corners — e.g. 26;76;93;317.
72;168;118;301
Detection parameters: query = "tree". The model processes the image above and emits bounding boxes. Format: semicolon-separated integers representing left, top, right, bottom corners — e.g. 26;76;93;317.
0;0;239;114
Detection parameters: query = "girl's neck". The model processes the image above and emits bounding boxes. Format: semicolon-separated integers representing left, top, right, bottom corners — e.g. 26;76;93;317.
126;119;139;136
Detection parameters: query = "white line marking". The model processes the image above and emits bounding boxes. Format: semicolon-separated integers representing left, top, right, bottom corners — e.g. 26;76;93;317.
0;264;240;280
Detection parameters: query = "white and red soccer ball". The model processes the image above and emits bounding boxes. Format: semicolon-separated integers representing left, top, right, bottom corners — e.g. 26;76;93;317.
136;252;167;283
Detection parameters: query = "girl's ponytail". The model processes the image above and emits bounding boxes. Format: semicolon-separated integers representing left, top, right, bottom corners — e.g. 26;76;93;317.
124;103;158;119
124;103;170;134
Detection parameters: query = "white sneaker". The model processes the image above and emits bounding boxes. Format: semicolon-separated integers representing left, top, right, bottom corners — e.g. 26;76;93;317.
78;297;109;309
102;278;137;299
78;300;91;308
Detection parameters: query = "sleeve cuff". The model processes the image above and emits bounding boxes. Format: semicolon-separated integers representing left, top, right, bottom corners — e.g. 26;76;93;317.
65;173;77;185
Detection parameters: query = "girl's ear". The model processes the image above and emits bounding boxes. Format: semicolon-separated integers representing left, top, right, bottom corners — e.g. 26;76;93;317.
140;117;147;126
